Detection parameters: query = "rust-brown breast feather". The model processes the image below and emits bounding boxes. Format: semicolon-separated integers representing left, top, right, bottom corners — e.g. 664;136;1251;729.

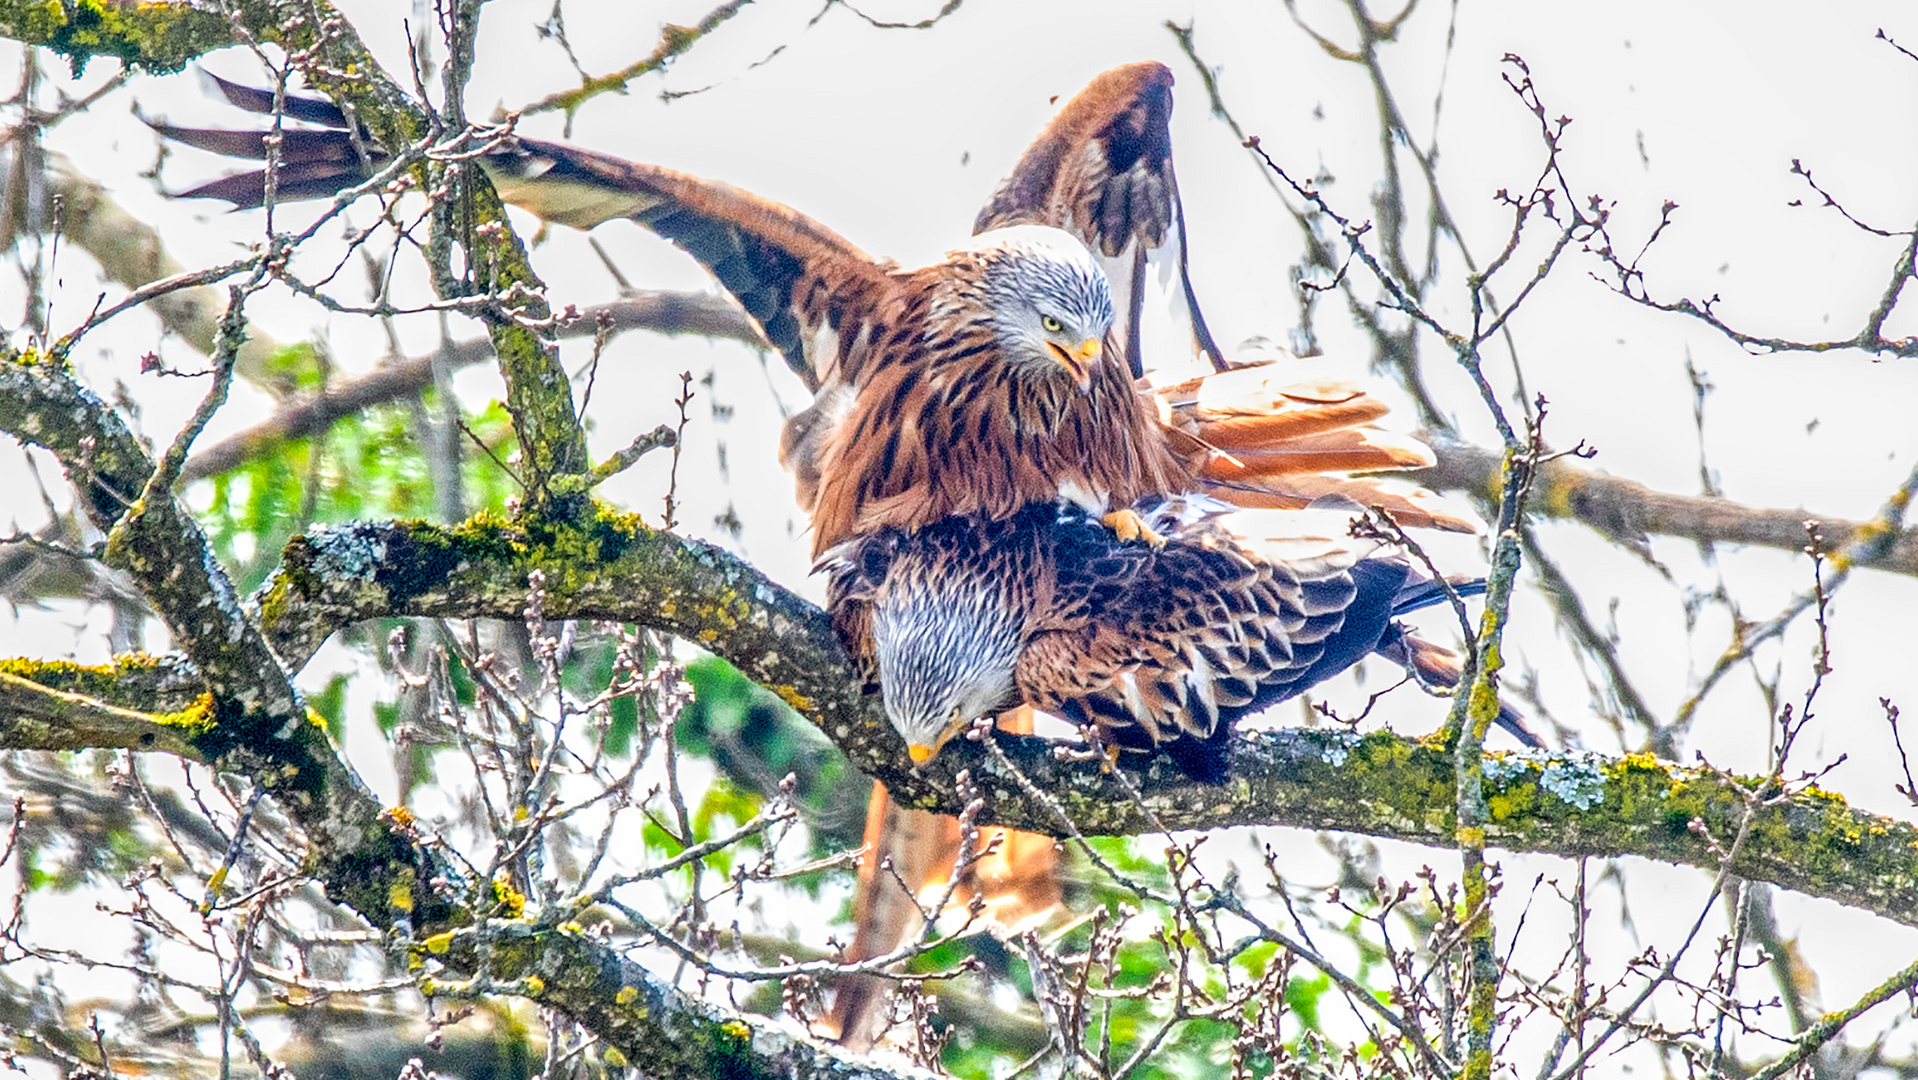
806;293;1190;556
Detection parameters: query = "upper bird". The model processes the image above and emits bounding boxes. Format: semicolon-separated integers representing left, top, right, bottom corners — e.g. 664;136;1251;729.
156;64;1469;554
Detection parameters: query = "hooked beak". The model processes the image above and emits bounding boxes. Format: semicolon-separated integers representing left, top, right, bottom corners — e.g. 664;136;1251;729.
1046;338;1101;391
906;713;971;765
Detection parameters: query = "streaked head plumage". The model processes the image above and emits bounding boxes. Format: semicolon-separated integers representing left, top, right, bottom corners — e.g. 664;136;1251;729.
867;548;1025;764
952;225;1115;390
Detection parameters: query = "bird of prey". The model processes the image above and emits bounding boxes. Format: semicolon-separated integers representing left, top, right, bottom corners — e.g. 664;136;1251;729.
155;64;1490;1047
828;496;1537;781
155;66;1467;556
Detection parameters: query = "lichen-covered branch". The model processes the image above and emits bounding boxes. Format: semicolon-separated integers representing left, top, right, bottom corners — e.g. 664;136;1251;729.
0;668;203;758
0;0;233;74
0;347;305;728
0;342;466;935
0;654;206;713
444;181;591;511
232;514;1918;930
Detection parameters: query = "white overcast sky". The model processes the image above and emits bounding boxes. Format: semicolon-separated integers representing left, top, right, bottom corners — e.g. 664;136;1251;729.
4;0;1918;1064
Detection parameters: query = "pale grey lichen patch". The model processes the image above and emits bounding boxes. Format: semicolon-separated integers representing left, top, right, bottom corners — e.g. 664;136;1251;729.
1540;756;1607;810
1482;753;1533;787
1315;729;1361;767
199;541;248;637
307;524;390;582
322;817;367;852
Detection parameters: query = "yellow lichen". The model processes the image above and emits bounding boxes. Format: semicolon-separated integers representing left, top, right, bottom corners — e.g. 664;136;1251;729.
770;685;816;714
491;877;528;920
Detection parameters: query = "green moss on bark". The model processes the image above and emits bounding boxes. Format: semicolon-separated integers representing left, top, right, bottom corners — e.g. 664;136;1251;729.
0;0;234;74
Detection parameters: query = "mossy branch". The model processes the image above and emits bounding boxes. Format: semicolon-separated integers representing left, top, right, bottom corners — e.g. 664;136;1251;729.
232;514;1918;930
0;346;305;729
0;0;233;74
0;669;204;758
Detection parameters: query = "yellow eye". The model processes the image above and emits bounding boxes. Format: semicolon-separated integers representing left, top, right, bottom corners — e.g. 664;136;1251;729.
1040;314;1065;334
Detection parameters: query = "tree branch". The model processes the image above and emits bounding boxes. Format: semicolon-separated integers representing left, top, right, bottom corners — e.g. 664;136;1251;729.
0;668;203;758
238;515;1918;930
180;291;765;482
0;0;234;75
1417;433;1918;577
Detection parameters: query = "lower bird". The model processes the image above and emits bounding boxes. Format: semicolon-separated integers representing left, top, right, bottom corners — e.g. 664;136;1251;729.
827;497;1539;782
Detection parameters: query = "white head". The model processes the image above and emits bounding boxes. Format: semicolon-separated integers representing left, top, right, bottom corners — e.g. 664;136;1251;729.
870;569;1024;764
955;225;1116;391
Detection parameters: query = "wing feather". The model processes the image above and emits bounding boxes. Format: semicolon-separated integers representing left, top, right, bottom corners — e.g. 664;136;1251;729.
974;62;1223;376
157;86;893;391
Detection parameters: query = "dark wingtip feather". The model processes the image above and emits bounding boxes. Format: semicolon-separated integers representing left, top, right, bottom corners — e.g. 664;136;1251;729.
204;72;350;129
172;161;371;209
172;170;272;207
1397;634;1547;749
148;123;362;163
148;122;275;160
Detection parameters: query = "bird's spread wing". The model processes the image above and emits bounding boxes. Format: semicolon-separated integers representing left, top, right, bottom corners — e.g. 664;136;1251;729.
155;76;894;393
974;62;1223;379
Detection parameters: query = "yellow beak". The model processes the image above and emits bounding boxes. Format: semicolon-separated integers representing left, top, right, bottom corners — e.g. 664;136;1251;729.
907;711;974;766
1047;338;1101;390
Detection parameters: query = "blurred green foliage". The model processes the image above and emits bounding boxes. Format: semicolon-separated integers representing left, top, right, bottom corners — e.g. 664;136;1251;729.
165;363;1396;1079
680;652;869;852
197;393;517;592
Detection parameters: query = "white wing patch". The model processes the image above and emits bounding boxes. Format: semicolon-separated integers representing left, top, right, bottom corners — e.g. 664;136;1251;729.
482;158;664;230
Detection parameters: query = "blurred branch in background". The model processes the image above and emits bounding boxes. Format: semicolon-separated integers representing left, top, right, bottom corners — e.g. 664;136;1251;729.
0;1;1916;1077
181;291;766;481
1416;433;1918;577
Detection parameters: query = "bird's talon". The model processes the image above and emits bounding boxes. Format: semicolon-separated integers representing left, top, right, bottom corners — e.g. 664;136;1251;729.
1103;508;1166;548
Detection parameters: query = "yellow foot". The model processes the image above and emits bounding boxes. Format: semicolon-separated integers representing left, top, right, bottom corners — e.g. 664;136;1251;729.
1102;508;1166;548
